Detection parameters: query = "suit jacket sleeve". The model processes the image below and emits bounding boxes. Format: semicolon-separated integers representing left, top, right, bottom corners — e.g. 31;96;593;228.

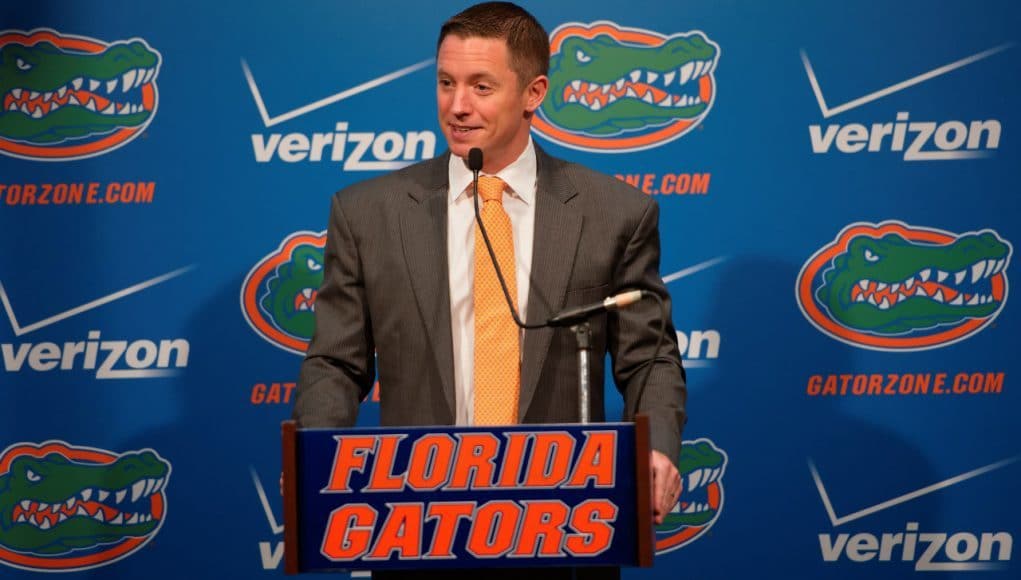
292;193;375;427
608;198;687;461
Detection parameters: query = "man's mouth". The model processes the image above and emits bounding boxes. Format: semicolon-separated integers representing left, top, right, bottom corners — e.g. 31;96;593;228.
450;124;480;134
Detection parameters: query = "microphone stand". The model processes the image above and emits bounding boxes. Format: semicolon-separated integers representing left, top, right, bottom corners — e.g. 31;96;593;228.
572;322;593;424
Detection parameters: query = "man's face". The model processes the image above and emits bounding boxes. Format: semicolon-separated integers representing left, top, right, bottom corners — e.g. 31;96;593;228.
436;35;547;173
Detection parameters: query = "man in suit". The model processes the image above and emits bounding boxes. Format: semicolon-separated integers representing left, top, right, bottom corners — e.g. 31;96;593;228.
294;3;687;578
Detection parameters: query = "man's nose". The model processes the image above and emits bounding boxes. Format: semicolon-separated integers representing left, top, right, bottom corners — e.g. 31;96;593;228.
450;87;473;116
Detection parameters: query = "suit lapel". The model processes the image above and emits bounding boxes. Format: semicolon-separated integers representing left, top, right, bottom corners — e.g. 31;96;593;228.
520;148;582;420
400;154;456;417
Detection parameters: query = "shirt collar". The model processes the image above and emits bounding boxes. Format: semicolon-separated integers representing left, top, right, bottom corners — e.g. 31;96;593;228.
448;137;536;205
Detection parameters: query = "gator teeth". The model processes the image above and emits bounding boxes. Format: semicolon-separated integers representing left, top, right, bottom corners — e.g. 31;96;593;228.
626;87;638;98
127;513;140;525
658;94;672;107
877;282;888;291
855;294;865;303
98;489;109;502
81;489;93;502
134;68;146;88
144;68;156;84
933;289;945;303
155;477;165;493
688;470;702;490
115;489;126;504
76;505;88;517
679;62;694;85
7;103;15;112
106;79;117;93
904;277;915;290
85;98;97;112
43;91;53;100
663;71;675;85
94;509;105;522
11;88;22;98
58;86;67;98
20;500;30;510
72;77;84;90
590;99;601;112
600;83;610;93
986;259;998;277
642;91;654;104
955;270;967;285
858;280;868;290
950;293;964;306
69;94;81;106
920;269;932;282
40;518;51;530
891;283;900;293
31;106;42;119
915;286;927;297
936;270;949;282
102;102;116;115
111;513;123;524
65;497;75;509
567;94;578;103
646;71;659;84
122;69;137;92
579;94;590;107
968;294;980;306
570;80;580;91
16;514;27;523
878;297;891;310
629;69;641;83
131;480;146;502
19;103;29;115
143;478;155;497
59;513;67;523
971;262;985;283
867;295;878;306
89;79;100;92
994;259;1005;273
608;94;617;104
50;102;60;112
29;90;40;99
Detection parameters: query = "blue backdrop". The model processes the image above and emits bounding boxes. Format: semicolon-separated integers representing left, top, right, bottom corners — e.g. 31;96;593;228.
1;0;1018;578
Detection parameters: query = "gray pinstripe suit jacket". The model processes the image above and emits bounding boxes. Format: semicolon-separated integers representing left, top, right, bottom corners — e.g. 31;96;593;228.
294;145;686;461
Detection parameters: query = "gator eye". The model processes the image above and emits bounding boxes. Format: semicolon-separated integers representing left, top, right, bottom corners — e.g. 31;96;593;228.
307;258;322;272
26;469;41;482
864;249;880;263
16;58;32;71
575;50;591;63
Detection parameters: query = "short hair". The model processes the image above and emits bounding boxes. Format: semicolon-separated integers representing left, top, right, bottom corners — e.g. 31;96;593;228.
437;2;550;87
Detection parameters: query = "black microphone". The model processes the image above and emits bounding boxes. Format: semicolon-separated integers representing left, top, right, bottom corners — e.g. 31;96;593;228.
547;290;646;327
468;147;483;172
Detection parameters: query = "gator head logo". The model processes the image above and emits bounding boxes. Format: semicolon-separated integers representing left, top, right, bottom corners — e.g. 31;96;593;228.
0;441;170;572
797;221;1011;351
656;438;727;554
534;21;719;152
0;28;161;161
242;231;326;355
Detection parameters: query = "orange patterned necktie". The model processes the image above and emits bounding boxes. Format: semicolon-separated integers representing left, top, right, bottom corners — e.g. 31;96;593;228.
473;175;520;425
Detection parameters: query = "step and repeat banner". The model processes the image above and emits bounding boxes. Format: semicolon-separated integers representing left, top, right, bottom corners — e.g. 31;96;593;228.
1;0;1017;578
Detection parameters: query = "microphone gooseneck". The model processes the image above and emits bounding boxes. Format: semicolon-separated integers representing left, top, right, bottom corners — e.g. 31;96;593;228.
469;148;544;330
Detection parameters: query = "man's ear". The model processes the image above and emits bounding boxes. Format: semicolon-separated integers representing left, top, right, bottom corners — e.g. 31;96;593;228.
524;75;549;113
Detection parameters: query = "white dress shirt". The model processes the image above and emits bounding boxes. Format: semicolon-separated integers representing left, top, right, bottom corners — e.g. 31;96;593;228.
447;138;537;425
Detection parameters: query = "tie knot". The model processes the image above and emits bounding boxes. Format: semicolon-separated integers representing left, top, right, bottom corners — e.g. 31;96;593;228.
477;176;506;203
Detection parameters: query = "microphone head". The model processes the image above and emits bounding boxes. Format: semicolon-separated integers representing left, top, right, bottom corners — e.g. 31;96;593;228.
468;148;483;172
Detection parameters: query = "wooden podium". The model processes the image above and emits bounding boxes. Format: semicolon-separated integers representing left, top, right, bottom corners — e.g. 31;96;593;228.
281;417;653;574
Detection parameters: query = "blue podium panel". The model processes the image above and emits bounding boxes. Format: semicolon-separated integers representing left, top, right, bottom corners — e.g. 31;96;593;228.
291;423;643;572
